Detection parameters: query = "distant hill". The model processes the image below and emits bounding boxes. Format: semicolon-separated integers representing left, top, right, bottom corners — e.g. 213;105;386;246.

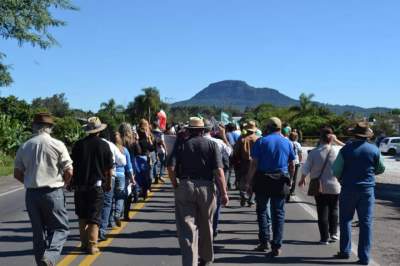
173;80;391;115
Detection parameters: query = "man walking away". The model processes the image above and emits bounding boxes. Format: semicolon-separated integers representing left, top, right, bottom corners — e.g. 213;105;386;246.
233;121;260;207
245;117;295;257
14;113;73;266
71;117;114;254
333;122;385;265
168;117;229;266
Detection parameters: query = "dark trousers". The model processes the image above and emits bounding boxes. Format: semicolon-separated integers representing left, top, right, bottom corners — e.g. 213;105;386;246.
26;187;69;266
289;164;301;195
315;194;339;241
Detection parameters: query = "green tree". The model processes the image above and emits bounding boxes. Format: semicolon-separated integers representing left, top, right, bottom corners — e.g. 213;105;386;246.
31;93;70;117
126;87;166;123
0;0;77;86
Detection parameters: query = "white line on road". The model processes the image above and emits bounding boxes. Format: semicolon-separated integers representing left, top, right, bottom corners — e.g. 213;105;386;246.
293;195;380;266
0;186;24;197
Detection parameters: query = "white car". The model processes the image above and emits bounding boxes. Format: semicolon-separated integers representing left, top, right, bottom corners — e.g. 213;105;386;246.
379;137;400;155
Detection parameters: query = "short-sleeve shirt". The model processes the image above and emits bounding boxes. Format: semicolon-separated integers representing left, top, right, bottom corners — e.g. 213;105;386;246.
251;132;295;174
169;136;223;180
72;135;113;187
14;132;73;189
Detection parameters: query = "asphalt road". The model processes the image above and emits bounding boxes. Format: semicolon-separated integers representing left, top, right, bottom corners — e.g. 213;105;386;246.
1;175;386;266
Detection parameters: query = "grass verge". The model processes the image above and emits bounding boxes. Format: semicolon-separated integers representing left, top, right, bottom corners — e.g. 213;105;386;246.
0;153;14;177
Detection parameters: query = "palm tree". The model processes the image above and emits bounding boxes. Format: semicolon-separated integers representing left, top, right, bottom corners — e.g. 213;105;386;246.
100;99;125;118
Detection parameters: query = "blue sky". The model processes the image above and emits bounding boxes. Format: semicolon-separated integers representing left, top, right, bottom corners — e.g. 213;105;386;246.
1;0;399;111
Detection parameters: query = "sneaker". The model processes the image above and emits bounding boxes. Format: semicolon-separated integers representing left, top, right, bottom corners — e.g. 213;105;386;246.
240;197;246;207
319;240;329;245
247;200;255;207
334;252;350;259
330;234;339;242
357;260;369;265
39;257;53;266
115;217;122;227
254;243;269;252
271;248;282;257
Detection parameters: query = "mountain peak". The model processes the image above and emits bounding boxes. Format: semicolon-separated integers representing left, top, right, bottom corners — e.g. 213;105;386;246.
174;80;297;110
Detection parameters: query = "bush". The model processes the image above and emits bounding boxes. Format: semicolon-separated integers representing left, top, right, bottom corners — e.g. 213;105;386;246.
0;152;14;176
0;114;30;154
52;116;85;149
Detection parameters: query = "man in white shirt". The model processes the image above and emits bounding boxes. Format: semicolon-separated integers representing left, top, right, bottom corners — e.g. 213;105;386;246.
14;113;73;266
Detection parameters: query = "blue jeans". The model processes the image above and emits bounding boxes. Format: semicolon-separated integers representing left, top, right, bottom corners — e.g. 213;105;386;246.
99;178;115;239
340;188;375;264
255;193;286;249
114;174;126;219
26;187;69;266
153;152;166;177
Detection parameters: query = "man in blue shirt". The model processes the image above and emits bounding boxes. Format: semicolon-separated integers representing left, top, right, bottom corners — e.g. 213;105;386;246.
245;117;295;257
332;122;385;265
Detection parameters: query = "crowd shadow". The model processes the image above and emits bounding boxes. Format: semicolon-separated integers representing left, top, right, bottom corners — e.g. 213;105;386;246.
375;182;400;207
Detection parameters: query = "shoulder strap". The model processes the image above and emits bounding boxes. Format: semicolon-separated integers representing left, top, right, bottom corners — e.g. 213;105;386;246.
317;146;332;179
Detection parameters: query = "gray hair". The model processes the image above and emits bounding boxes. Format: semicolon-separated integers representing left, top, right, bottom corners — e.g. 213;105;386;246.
32;122;53;134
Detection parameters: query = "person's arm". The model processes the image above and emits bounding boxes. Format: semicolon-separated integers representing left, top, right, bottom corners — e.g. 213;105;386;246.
14;168;24;184
298;144;303;163
215;168;229;206
332;134;345;147
298;155;312;187
375;153;386;175
14;148;25;184
218;125;230;146
167;142;179;188
124;149;136;184
63;167;73;186
288;160;295;178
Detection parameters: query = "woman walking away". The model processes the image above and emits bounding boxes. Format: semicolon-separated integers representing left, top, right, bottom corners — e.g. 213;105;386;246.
286;131;303;202
111;131;135;226
137;119;156;198
298;127;341;244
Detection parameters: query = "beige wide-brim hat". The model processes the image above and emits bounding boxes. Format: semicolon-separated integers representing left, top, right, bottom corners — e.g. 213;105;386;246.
83;117;107;134
187;117;205;129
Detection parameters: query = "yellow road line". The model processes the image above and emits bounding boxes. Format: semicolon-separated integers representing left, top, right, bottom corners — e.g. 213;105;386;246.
57;183;163;266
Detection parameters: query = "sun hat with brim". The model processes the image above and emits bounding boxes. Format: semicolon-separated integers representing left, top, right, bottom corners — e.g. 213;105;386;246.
83;117;107;134
245;121;257;132
266;117;282;130
349;122;374;138
187;117;205;129
33;112;55;125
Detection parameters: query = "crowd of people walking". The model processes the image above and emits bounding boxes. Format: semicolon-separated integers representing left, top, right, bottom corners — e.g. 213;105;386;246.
13;112;385;266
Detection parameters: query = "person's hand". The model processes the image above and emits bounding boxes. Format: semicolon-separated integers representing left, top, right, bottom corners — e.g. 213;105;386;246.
130;177;136;186
218;124;226;133
298;178;306;188
221;193;229;206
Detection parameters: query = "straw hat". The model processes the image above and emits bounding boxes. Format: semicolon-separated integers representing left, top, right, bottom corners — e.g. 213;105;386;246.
83;117;107;134
245;120;257;133
187;117;205;129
